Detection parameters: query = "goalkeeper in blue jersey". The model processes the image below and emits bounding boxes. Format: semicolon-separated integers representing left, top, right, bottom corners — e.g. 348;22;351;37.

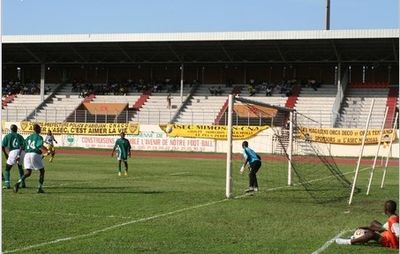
111;132;131;176
240;141;262;193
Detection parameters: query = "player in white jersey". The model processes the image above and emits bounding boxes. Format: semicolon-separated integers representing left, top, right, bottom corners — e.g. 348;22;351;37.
44;130;58;162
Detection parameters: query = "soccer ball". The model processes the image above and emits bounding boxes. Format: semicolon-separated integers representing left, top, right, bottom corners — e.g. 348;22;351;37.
351;228;367;240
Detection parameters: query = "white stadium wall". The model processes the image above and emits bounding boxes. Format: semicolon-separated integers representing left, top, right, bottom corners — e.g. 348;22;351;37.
6;122;399;158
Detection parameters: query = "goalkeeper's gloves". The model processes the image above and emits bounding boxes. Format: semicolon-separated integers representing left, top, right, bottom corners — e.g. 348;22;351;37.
240;165;245;174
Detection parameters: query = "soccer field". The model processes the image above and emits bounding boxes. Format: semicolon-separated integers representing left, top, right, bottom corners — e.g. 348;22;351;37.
2;152;398;254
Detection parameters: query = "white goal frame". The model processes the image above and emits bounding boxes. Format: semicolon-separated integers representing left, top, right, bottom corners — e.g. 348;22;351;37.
225;94;295;198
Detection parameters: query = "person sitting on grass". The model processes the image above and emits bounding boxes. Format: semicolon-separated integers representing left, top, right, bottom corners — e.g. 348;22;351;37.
336;200;399;249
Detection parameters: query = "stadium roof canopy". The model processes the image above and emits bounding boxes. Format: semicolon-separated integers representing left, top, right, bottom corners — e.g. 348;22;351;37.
2;29;399;65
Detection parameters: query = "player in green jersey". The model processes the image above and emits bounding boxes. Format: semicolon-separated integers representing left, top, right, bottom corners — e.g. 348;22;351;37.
2;124;26;189
111;132;132;176
14;124;48;194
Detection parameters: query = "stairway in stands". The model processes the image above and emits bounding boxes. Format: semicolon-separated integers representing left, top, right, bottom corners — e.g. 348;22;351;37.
384;87;399;128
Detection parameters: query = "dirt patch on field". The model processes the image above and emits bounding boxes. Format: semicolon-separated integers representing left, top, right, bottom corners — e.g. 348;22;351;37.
58;149;398;166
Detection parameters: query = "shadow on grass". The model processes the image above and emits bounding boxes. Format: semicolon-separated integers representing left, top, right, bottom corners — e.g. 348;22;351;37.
50;187;169;195
14;186;173;195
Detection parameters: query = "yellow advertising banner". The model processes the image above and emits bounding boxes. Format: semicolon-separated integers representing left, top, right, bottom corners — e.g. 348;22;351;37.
160;124;269;140
299;127;397;145
19;122;139;135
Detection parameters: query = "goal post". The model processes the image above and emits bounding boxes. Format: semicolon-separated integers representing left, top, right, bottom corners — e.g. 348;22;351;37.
225;95;357;203
225;95;294;198
381;111;398;189
348;98;375;205
366;106;388;195
225;94;234;198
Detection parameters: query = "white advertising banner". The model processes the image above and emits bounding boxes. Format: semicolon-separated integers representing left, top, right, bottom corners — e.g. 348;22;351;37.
60;125;216;152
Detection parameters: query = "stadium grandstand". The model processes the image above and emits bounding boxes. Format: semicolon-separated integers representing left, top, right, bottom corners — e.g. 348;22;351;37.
2;29;398;127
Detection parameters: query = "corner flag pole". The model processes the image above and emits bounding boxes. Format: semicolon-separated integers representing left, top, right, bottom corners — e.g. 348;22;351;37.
381;112;398;189
348;98;374;205
366;106;388;195
226;94;234;198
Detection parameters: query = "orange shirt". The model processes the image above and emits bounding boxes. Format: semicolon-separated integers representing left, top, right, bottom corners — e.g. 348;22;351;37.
380;215;399;249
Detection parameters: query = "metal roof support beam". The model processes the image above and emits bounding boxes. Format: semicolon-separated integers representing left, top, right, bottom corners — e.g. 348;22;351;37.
21;45;42;62
219;43;233;62
392;39;398;62
117;44;134;62
274;43;286;63
167;44;182;62
70;46;86;62
331;40;341;62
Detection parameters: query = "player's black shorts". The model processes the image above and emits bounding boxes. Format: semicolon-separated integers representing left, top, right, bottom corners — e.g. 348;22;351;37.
249;160;261;173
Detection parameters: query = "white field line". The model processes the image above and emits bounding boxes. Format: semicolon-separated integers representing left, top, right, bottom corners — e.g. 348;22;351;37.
4;167;369;253
310;229;353;254
4;198;232;253
3;194;254;253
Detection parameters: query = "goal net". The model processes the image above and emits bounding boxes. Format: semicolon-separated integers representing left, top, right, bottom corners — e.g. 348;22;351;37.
227;95;356;203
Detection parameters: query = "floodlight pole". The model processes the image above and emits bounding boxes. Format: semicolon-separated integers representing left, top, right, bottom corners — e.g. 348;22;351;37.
381;112;398;189
325;0;331;30
366;106;388;195
287;111;293;186
348;99;374;205
226;94;234;198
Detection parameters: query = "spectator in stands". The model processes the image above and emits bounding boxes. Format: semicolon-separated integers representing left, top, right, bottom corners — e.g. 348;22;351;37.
280;81;287;94
308;79;318;91
209;87;216;96
285;84;293;97
265;85;273;96
152;83;158;93
248;85;256;96
215;86;223;96
167;93;172;109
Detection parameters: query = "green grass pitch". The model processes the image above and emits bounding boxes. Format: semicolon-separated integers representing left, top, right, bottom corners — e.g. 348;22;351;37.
2;153;398;254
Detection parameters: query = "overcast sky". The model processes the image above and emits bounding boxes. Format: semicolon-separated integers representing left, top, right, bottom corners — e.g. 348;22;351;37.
2;0;398;35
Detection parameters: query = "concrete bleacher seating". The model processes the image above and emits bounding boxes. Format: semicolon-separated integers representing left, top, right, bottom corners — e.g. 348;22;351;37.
174;84;230;124
92;95;140;108
336;88;389;129
2;94;51;122
132;95;183;124
241;95;288;107
294;85;337;127
175;84;290;125
57;83;80;95
177;96;227;124
30;95;84;122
